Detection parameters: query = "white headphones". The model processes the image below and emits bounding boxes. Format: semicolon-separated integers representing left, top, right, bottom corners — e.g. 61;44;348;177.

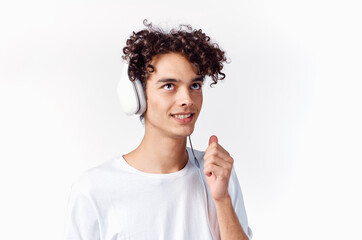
117;61;147;115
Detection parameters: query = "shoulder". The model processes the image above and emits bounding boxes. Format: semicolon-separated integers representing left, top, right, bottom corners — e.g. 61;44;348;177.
191;147;206;159
70;156;119;195
187;146;206;167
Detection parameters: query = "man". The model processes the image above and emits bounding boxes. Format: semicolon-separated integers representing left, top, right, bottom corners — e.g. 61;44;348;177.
64;20;253;240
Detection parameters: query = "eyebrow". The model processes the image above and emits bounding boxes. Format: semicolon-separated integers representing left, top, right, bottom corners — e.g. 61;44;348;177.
157;77;204;84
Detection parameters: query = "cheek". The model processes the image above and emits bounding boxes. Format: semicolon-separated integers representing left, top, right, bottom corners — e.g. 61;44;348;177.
197;94;203;109
147;98;169;118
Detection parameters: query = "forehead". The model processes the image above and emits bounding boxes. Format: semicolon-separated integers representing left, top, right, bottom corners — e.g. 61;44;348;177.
148;52;199;82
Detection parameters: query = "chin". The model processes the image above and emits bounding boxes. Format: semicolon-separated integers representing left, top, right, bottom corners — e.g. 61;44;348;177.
177;128;195;138
166;126;193;138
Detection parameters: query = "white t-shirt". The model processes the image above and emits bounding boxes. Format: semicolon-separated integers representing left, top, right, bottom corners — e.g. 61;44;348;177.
64;147;253;240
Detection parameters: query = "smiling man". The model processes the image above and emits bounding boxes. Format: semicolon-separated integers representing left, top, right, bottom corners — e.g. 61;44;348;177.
123;52;203;174
64;20;253;240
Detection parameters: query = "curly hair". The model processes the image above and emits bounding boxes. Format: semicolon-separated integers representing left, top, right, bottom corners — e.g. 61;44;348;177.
122;19;228;124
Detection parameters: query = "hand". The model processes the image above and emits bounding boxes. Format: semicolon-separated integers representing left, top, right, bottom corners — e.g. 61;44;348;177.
203;135;234;202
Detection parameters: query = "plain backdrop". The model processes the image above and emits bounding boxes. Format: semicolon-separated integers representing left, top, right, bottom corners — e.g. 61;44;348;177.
0;0;361;239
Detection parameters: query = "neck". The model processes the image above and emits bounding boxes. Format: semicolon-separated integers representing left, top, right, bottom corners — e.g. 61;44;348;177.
124;123;189;174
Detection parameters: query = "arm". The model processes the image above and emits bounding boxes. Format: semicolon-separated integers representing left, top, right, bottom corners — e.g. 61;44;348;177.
214;196;249;240
63;181;101;240
203;136;253;240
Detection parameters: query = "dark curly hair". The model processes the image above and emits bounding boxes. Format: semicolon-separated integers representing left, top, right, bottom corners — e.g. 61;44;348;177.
122;19;228;124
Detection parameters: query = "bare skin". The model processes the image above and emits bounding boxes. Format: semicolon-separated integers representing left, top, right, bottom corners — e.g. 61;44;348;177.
122;52;204;173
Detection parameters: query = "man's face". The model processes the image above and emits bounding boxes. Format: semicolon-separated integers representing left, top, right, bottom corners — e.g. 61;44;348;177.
144;52;203;139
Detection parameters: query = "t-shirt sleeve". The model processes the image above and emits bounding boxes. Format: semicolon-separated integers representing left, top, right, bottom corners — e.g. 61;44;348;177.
63;180;101;240
228;165;253;239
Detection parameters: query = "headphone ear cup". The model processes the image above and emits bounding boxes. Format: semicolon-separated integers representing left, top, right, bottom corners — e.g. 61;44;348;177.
133;79;147;115
117;62;147;115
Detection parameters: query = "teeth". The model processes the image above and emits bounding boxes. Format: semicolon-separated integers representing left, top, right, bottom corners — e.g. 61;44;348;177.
173;114;192;119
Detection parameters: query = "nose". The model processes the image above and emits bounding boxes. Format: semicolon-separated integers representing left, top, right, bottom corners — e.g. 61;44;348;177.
177;87;194;107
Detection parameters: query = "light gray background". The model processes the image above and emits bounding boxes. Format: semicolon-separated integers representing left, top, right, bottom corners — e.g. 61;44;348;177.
0;0;361;239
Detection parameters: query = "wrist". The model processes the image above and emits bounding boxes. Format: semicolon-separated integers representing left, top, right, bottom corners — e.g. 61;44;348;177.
214;194;232;205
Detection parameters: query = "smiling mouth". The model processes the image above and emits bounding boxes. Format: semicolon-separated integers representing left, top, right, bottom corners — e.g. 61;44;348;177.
171;113;194;119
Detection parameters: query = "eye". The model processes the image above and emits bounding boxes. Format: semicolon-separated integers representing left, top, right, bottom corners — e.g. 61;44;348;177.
191;83;202;90
162;83;174;90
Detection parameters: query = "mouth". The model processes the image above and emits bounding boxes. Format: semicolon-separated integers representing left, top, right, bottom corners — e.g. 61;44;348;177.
170;113;195;123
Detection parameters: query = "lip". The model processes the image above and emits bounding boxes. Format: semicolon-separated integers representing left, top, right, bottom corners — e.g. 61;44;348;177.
171;113;194;124
171;112;194;115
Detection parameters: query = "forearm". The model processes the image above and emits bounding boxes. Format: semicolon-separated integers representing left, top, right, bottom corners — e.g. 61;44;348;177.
214;195;249;240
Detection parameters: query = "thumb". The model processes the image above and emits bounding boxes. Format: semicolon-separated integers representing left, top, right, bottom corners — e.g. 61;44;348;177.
208;135;218;146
